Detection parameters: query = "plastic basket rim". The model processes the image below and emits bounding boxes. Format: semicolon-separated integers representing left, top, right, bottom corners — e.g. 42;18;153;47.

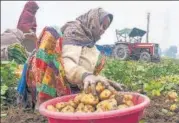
39;92;150;120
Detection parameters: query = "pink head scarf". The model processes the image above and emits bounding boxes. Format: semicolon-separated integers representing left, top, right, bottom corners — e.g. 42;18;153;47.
17;1;39;33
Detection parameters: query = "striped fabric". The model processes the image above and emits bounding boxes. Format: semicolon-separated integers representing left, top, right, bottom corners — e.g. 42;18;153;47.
18;26;71;106
17;26;106;108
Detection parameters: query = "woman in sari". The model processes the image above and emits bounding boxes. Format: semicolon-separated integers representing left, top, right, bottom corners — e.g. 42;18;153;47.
17;1;39;52
1;1;39;64
17;8;123;110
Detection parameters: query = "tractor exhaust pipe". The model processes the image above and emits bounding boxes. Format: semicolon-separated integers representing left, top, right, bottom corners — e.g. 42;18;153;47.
146;13;150;43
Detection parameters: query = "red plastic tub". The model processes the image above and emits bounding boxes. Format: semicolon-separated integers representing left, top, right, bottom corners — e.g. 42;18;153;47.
39;92;150;123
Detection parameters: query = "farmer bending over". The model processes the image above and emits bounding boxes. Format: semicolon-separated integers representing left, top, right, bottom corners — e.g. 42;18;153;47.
17;8;123;110
17;1;39;52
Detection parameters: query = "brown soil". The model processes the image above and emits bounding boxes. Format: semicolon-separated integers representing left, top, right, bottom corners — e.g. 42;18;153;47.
1;107;47;123
1;95;179;123
142;96;179;123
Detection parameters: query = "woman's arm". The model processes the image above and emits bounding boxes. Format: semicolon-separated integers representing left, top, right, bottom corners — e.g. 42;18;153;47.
62;44;92;84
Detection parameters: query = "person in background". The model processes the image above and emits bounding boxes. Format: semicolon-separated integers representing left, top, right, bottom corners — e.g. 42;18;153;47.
1;1;39;64
17;8;123;110
1;29;30;64
17;1;39;52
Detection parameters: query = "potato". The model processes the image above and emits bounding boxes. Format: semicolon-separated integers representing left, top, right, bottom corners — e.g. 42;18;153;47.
76;103;85;112
109;94;115;99
55;82;136;113
68;100;78;108
170;104;177;111
55;102;67;110
93;96;100;105
84;105;95;113
96;82;105;93
81;94;99;105
95;108;104;112
118;104;128;109
125;100;134;107
61;105;75;113
123;94;133;101
100;89;112;100
167;92;178;100
123;94;133;104
109;98;118;105
96;99;117;111
47;105;58;112
74;93;84;104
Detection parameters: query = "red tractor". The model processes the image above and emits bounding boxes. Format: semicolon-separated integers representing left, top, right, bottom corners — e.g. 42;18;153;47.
112;28;160;62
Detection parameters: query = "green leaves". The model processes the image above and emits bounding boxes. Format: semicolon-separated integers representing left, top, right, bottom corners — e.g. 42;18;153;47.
102;58;179;97
1;61;19;87
1;61;20;105
1;85;8;95
1;85;8;106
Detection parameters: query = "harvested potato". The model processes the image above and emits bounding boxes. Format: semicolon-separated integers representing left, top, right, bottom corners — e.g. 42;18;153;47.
100;89;112;100
81;93;99;105
76;103;85;112
170;104;177;111
47;105;58;112
118;104;128;109
55;102;67;110
47;81;135;113
123;94;133;104
125;100;134;107
61;105;75;113
96;82;105;93
109;98;118;105
95;108;104;112
68;100;77;108
167;92;178;100
97;99;117;111
74;93;84;104
109;94;115;99
123;94;133;101
84;105;95;113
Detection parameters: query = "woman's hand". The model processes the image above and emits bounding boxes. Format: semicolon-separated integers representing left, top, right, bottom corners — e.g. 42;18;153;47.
83;74;100;95
83;75;124;95
107;79;124;91
95;76;124;91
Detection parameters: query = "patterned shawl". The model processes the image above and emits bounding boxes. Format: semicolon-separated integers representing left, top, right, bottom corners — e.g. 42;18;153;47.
61;8;113;47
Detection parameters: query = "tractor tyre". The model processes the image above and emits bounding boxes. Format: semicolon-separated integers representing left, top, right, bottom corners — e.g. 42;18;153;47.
152;55;161;63
113;44;130;60
139;51;151;62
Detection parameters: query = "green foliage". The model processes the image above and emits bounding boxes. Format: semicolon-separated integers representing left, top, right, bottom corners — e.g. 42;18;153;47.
1;61;20;105
1;85;8;96
102;58;179;97
1;61;19;87
1;85;8;105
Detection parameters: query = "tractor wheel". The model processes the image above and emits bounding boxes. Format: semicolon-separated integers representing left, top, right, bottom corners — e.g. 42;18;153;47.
139;51;151;62
113;44;130;60
152;55;161;63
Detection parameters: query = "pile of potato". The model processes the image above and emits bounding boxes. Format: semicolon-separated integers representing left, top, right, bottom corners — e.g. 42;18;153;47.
46;82;134;113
